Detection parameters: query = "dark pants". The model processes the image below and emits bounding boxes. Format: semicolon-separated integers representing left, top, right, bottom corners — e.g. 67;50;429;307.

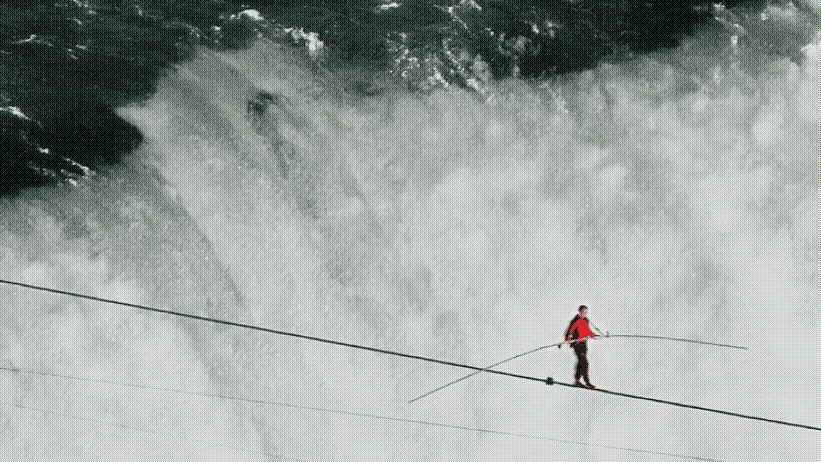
572;341;590;383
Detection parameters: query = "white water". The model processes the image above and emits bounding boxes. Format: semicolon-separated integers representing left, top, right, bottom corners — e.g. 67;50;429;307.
1;10;820;462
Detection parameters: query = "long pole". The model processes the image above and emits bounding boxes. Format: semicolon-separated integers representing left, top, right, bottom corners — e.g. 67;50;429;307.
409;334;747;403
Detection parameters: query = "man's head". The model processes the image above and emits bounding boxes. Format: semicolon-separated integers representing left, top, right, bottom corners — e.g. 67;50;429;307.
578;305;588;317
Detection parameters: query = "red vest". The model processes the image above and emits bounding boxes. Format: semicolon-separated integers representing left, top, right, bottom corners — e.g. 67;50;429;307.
566;314;595;341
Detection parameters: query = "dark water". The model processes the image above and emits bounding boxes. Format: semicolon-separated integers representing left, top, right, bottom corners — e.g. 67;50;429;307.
1;2;820;461
1;1;737;195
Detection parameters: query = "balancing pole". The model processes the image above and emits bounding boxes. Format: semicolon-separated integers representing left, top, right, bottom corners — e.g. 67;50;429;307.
409;334;746;403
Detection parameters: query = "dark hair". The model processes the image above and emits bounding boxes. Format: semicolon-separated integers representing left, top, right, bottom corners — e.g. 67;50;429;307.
578;305;587;312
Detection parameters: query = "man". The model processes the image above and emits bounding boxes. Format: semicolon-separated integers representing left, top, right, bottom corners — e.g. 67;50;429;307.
561;305;599;389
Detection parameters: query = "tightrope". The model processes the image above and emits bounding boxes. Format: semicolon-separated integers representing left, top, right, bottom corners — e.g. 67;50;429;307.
0;278;817;432
546;378;821;431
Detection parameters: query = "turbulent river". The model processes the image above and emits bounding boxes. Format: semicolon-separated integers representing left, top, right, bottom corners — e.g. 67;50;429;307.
1;15;820;462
